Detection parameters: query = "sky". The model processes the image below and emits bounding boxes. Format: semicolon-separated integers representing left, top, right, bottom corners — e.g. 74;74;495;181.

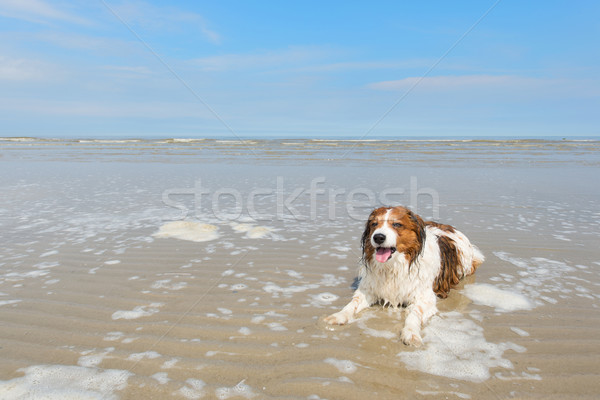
0;0;599;138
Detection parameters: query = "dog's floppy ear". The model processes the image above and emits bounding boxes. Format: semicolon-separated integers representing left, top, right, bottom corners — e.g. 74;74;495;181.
407;209;426;261
360;211;376;268
360;215;372;255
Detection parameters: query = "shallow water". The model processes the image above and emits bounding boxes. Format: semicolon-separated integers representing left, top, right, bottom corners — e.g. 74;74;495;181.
1;136;599;167
1;138;599;399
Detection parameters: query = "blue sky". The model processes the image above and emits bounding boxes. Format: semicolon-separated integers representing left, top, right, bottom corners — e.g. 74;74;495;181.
0;1;598;138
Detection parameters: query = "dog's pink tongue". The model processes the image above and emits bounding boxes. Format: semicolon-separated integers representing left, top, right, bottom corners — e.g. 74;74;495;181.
376;248;392;263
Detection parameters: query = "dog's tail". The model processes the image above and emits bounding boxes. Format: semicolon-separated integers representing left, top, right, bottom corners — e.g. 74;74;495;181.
469;245;485;275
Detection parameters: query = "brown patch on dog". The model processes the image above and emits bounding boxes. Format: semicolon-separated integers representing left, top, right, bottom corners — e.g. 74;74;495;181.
360;206;426;267
389;207;425;266
361;207;390;264
426;221;456;233
433;235;462;298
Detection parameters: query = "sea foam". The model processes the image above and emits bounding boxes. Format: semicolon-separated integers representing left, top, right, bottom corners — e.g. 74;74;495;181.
398;312;525;382
111;302;163;320
154;221;219;242
462;283;533;312
230;222;272;239
0;364;132;400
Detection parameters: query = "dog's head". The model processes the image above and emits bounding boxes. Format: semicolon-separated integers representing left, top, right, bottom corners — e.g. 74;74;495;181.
361;206;426;266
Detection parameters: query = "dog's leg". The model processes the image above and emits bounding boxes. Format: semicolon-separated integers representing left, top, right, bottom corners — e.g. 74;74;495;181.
324;288;372;325
400;295;437;347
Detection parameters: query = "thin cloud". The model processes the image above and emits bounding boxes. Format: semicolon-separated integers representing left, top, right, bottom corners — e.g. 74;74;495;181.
296;59;433;73
29;31;139;55
368;74;600;99
199;24;220;45
0;97;217;119
110;0;221;45
0;0;91;25
0;56;50;81
101;65;153;75
191;47;332;72
369;75;524;91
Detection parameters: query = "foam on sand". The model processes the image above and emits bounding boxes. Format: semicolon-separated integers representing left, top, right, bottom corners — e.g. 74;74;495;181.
398;312;525;382
215;379;257;399
324;358;358;374
176;378;206;399
78;349;113;368
356;313;397;339
151;372;170;385
246;226;271;239
111;302;163;320
0;300;21;307
462;283;534;312
154;221;219;242
0;364;132;400
492;252;579;306
126;351;161;362
230;222;272;239
309;292;339;308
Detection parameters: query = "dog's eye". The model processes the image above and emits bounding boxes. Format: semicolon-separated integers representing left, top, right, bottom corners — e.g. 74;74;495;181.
392;222;403;228
371;222;378;227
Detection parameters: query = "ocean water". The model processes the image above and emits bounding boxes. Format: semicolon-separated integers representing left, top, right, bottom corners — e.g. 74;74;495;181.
0;137;599;399
1;136;599;167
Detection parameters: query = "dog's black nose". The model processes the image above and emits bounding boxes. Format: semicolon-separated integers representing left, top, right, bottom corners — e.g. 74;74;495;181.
373;233;386;244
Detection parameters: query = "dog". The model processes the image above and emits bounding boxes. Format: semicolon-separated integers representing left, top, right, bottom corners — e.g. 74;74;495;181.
325;206;484;346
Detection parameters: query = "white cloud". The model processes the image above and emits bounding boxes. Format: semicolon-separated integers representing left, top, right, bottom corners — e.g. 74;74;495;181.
0;56;49;81
368;75;528;91
0;97;217;119
296;59;432;73
31;31;132;53
192;47;330;72
110;0;221;44
101;65;153;75
0;0;90;25
368;74;600;98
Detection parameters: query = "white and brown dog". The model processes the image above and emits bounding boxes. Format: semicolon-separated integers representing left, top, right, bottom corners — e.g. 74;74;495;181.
325;206;484;346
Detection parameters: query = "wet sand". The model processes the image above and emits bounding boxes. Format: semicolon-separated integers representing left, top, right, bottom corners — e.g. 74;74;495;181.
1;138;599;399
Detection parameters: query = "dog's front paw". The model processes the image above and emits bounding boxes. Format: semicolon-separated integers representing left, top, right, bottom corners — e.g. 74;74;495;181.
401;329;423;347
324;312;349;325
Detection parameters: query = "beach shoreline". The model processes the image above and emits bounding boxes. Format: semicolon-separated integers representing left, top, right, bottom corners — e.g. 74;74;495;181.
1;138;599;399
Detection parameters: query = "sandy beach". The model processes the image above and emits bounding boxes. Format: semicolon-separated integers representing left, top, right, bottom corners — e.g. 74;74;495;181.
1;138;599;399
